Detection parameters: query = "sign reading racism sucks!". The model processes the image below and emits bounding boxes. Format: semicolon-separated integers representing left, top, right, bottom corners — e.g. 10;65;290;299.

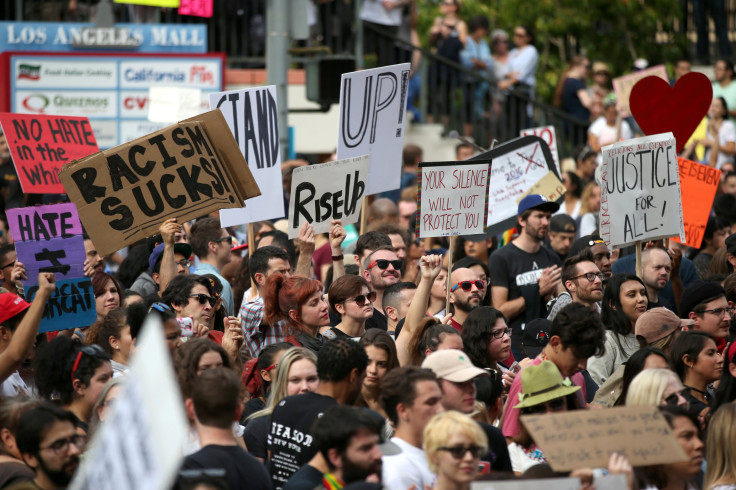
288;156;369;238
59;110;260;257
599;133;685;248
337;63;411;196
6;204;95;332
672;158;721;249
416;161;491;238
0;113;99;194
209;86;283;226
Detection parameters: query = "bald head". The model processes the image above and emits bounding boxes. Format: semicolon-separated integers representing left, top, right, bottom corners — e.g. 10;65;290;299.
449;267;482;316
369;198;399;225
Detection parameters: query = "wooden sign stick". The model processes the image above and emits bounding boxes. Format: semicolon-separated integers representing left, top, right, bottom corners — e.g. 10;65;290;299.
635;240;643;278
247;222;257;299
445;236;455;315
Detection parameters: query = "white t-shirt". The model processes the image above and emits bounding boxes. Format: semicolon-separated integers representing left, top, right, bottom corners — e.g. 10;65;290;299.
711;119;736;170
382;437;437;489
508;442;545;474
360;0;402;26
588;117;633;149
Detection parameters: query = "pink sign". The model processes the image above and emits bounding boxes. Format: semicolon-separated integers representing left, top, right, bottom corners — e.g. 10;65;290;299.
178;0;213;18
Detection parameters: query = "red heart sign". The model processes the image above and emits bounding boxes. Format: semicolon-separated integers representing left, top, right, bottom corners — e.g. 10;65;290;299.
629;72;712;153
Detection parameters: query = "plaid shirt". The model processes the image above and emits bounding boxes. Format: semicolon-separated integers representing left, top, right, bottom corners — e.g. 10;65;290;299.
240;289;290;358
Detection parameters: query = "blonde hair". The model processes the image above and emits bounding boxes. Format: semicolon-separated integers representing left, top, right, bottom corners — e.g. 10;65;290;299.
579;182;600;215
625;369;683;406
705;402;736;488
247;347;317;421
423;411;487;474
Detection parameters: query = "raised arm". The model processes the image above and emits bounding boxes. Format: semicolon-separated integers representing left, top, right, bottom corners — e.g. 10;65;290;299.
328;220;347;282
295;223;315;278
157;218;182;295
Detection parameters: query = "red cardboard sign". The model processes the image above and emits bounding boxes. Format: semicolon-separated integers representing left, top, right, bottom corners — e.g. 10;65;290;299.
629;72;712;153
672;157;720;248
178;0;213;17
0;113;98;194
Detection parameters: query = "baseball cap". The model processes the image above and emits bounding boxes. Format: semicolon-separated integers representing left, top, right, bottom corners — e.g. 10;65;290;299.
678;281;726;319
550;214;576;233
522;318;551;358
517;194;560;215
0;293;31;324
567;234;605;258
148;242;194;272
421;349;488;382
635;307;694;344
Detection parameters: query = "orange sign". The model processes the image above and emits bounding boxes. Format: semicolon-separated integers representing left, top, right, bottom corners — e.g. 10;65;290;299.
673;158;720;248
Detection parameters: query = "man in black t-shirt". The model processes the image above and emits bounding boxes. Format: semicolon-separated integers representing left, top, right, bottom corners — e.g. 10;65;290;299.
490;194;563;359
180;368;273;490
268;338;369;488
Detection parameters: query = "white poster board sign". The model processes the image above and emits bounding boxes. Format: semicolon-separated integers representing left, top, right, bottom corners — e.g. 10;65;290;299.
70;315;188;490
599;132;685;248
288;156;369;238
521;125;560;176
148;86;203;123
336;63;411;196
209;85;284;226
416;161;491;238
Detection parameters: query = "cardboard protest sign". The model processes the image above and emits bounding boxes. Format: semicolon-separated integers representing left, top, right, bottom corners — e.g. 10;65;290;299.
416;160;491;238
469;135;561;236
70;315;188;490
148;87;203;123
0;113;99;194
59;110;261;257
612;64;668;118
599;133;685;248
520;125;560;175
209;86;284;226
521;405;687;472
672;158;720;248
6;204;95;332
471;475;626;490
337;63;412;196
287;156;369;238
516;171;565;205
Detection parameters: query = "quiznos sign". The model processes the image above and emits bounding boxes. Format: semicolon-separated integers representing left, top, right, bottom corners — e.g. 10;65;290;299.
60;110;260;256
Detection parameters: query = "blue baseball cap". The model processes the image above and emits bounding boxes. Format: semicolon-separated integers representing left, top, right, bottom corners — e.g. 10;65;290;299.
148;242;193;272
518;194;560;215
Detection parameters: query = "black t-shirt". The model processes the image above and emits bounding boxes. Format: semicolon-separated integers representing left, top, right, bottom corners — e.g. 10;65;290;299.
181;444;273;490
477;422;512;473
242;397;266;422
243;414;270;460
268;392;337;488
562;77;590;121
282;464;324;490
489;243;562;352
365;309;387;331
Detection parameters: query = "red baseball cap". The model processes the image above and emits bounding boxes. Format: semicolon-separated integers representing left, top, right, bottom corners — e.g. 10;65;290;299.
0;293;31;324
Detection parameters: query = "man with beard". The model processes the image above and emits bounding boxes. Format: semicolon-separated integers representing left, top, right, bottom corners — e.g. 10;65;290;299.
363;247;402;331
490;195;563;359
447;268;483;331
15;403;84;489
549;250;605;320
641;247;675;311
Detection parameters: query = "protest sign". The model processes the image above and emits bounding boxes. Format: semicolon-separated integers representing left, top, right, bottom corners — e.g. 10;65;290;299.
416;160;491;238
148;87;203;123
516;171;565;205
520;125;560;175
521;405;687;472
0;113;99;194
6;203;95;332
70;315;188;490
612;64;668;118
287;156;369;238
672;157;720;248
209;86;284;226
337;63;411;196
178;0;213;17
114;0;180;7
598;133;685;249
59;109;260;257
469;135;561;236
471;475;625;490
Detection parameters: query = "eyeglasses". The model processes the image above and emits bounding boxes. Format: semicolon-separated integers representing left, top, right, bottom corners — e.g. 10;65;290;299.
176;258;191;268
450;280;486;292
367;259;403;271
702;306;734;317
522;397;566;414
0;260;14;270
40;434;87;454
212;236;233;245
346;291;377;307
571;272;605;283
71;344;106;383
189;293;216;307
438;445;484;459
490;328;511;340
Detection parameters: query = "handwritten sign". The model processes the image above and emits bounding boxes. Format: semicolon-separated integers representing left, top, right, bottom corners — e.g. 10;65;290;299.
148;87;203;123
469;136;561;236
516;171;566;205
416;161;490;238
521;125;560;176
59;110;260;257
0;113;99;194
599;133;685;248
209;86;284;227
612;65;668;118
6;204;95;332
287;156;369;238
337;63;411;196
672;158;720;248
70;314;188;490
178;0;213;17
521;405;687;472
472;475;626;490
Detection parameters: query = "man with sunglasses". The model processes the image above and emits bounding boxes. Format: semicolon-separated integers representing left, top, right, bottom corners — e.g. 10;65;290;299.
191;217;234;316
363;247;402;332
0;243;18;295
15;403;85;490
447;268;484;330
161;275;213;338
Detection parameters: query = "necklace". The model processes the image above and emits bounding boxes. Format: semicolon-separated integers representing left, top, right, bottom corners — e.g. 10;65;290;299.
684;385;711;404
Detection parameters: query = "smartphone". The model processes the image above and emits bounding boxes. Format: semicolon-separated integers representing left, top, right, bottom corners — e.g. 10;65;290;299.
177;317;194;337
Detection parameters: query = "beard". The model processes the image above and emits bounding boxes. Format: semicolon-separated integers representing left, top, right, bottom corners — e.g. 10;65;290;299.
454;294;481;313
36;452;79;487
342;455;382;484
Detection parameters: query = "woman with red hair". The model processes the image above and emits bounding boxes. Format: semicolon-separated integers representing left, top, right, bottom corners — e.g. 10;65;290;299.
263;273;330;353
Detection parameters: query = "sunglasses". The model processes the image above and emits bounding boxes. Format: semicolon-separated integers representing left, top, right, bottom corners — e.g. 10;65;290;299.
71;344;106;383
367;259;403;271
176;258;191;268
212;236;233;245
438;445;484;459
189;293;216;307
346;291;377;307
450;280;486;292
0;260;14;270
149;302;172;313
664;391;685;406
522;397;566;414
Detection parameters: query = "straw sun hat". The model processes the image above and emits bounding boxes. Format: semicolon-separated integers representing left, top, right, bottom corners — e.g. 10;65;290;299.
513;360;580;409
